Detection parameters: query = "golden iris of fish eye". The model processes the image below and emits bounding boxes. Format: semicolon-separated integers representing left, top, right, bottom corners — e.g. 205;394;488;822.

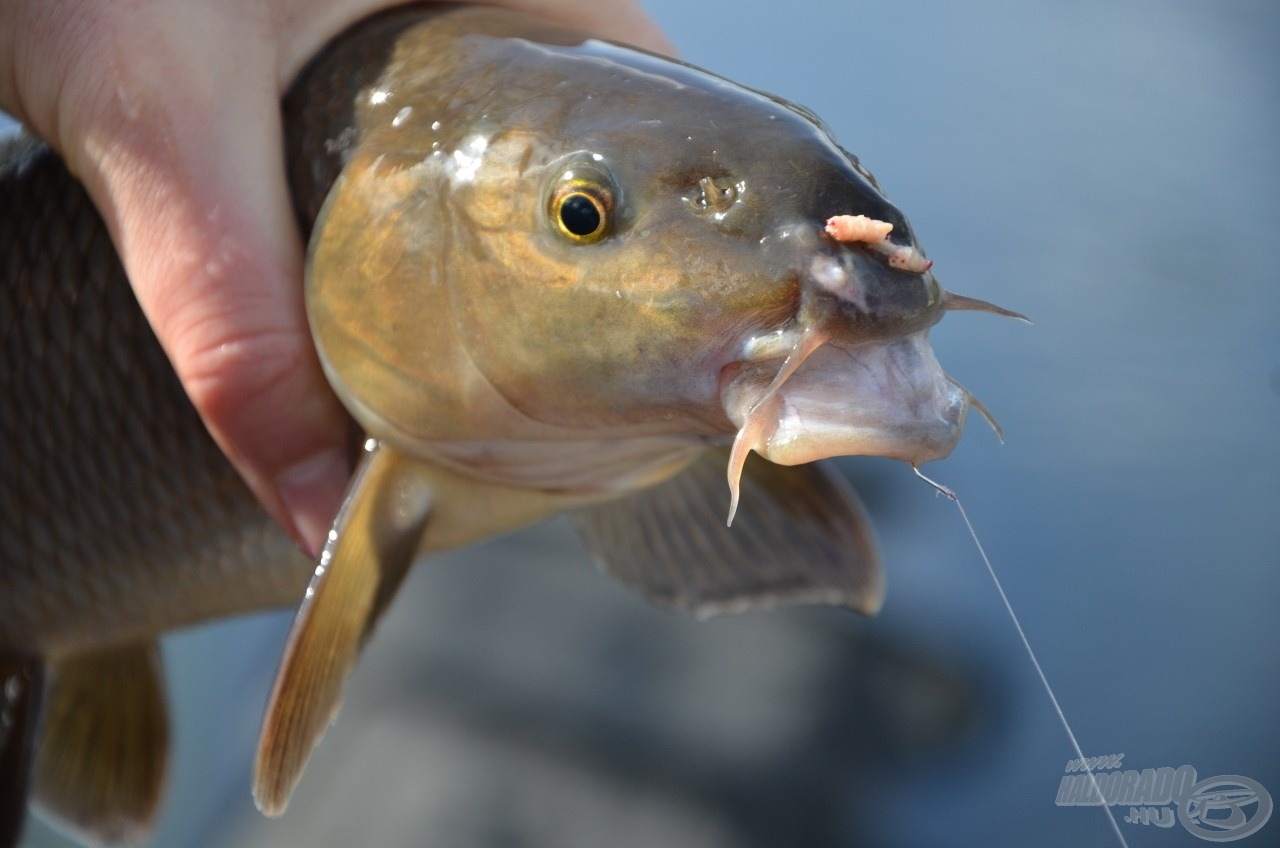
549;177;614;244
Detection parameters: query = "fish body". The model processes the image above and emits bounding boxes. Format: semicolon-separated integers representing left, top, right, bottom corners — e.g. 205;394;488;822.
0;7;1015;845
0;135;310;658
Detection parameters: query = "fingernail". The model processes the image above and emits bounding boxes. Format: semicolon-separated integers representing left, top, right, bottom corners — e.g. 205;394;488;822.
276;447;350;557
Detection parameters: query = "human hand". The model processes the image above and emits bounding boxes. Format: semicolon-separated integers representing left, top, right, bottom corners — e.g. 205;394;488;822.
0;0;673;554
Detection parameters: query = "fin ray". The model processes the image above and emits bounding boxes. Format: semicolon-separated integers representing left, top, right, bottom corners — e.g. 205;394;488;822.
253;440;431;817
33;643;167;846
575;449;884;618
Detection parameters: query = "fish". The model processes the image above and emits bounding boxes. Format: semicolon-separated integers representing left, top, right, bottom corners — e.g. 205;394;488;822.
0;6;1021;846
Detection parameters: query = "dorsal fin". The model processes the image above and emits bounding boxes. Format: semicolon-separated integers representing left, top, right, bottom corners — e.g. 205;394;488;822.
32;643;168;846
574;449;884;618
1;656;43;848
253;439;432;816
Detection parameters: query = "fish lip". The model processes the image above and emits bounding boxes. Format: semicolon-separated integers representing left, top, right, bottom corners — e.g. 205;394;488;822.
721;330;968;466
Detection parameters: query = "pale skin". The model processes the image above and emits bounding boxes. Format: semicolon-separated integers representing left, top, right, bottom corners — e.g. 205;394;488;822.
0;0;674;554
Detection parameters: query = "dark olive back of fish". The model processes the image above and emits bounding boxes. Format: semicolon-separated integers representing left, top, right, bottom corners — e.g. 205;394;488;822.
0;136;308;654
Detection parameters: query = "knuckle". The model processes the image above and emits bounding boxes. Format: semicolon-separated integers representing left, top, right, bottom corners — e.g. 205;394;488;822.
174;320;314;432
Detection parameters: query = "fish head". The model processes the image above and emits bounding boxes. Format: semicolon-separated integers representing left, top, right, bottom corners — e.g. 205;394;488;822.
306;11;1004;489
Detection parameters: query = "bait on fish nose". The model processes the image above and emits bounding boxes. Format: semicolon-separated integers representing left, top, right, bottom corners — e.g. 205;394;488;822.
824;214;932;273
822;212;1029;326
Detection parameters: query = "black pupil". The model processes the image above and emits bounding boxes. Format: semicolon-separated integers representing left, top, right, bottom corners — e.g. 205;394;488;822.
560;193;602;237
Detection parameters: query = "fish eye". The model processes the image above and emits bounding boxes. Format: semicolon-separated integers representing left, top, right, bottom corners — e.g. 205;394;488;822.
547;158;616;245
556;190;607;240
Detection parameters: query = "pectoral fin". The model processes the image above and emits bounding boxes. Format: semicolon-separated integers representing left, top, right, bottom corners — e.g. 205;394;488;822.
32;643;167;847
254;439;432;817
574;449;884;618
1;656;42;848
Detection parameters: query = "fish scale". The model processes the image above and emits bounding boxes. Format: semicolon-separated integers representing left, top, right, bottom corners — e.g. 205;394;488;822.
0;138;309;657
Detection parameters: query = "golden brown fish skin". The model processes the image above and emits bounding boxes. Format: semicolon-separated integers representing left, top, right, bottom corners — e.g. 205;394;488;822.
300;8;948;490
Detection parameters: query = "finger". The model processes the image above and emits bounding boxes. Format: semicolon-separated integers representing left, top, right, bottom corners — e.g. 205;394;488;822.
61;9;351;555
457;0;676;56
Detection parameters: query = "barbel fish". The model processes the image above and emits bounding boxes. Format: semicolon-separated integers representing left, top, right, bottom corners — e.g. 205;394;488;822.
0;7;1020;846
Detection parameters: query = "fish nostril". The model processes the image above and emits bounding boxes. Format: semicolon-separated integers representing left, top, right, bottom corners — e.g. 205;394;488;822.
684;175;743;219
807;253;874;315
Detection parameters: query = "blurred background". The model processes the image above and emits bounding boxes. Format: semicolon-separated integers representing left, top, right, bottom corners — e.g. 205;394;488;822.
14;0;1280;846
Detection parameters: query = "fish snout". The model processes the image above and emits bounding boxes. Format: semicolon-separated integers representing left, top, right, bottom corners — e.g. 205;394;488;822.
802;236;945;343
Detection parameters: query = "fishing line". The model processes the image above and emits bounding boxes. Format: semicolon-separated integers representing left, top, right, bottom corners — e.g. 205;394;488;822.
912;467;1129;848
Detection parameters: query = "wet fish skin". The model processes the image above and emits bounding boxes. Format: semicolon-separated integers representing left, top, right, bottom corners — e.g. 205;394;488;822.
299;12;943;456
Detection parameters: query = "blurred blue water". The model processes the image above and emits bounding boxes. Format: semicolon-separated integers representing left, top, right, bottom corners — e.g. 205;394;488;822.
13;1;1279;846
690;0;1280;845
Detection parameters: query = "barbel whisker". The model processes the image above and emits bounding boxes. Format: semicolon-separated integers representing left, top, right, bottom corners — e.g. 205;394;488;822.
945;375;1004;443
941;291;1032;323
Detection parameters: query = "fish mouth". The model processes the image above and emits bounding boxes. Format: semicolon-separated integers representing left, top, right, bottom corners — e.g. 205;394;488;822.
722;330;967;465
719;330;968;522
713;211;1027;523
